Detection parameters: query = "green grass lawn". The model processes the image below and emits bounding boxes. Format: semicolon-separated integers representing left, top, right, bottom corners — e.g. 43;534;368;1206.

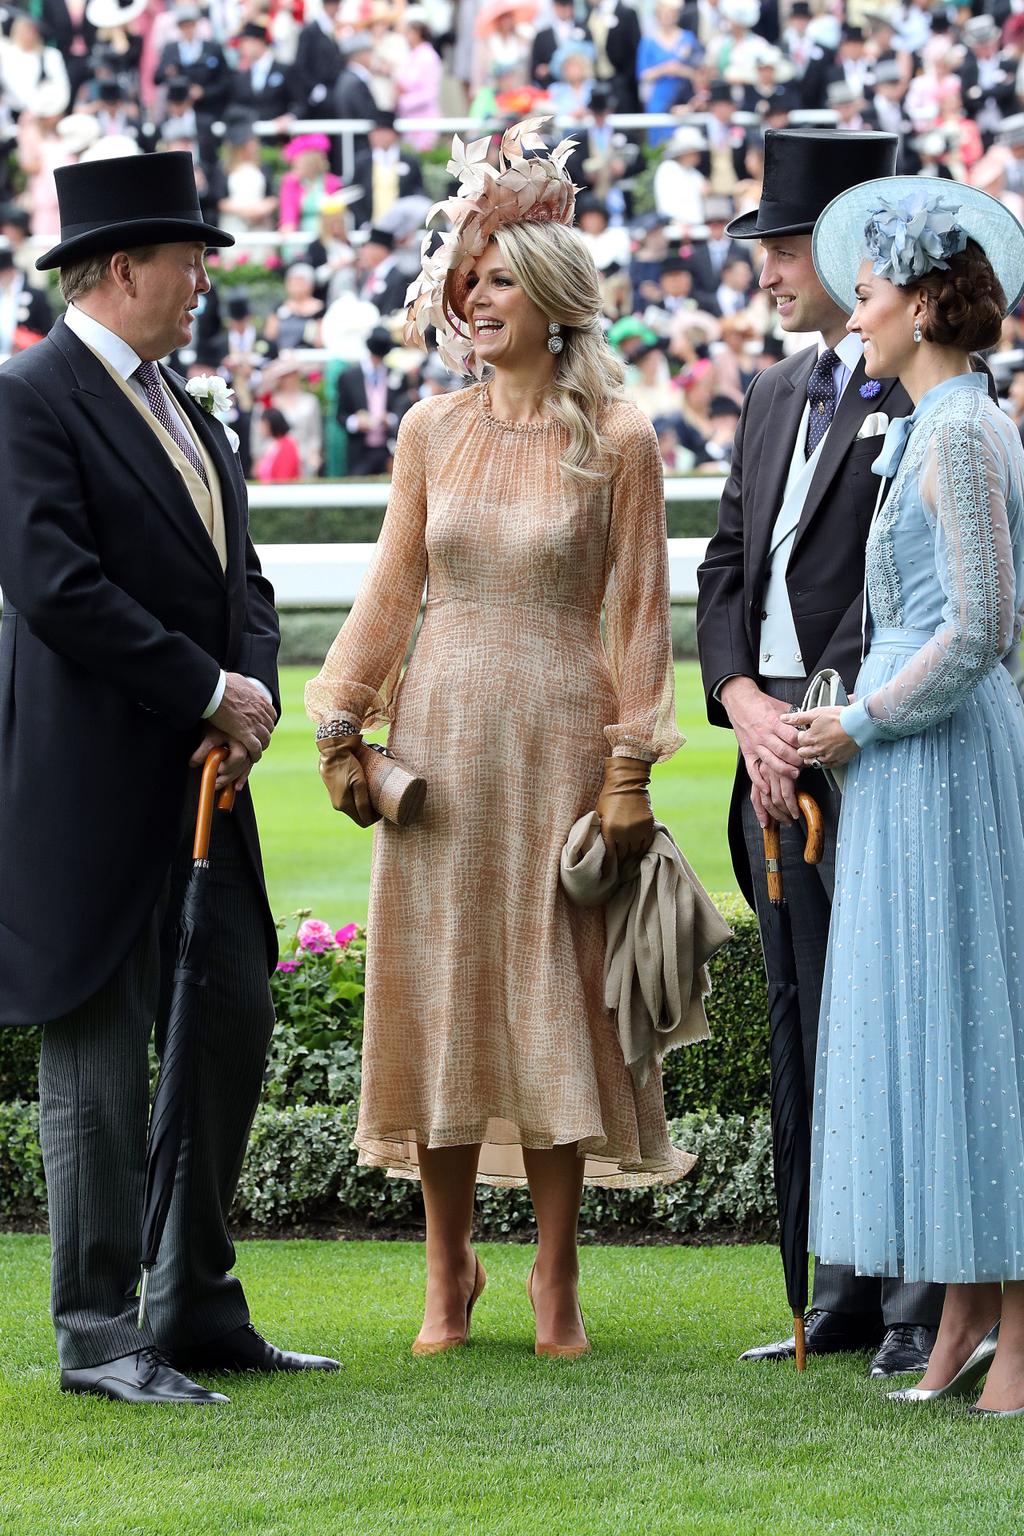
0;1236;1017;1536
253;664;738;927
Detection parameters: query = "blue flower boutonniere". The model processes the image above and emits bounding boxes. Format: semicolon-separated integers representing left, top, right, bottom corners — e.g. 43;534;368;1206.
860;380;881;399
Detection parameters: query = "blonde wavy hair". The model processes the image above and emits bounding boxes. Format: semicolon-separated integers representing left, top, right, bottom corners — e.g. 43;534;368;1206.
490;220;625;486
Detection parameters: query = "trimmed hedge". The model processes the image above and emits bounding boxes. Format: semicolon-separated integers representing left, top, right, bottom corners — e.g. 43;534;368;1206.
278;601;700;667
0;896;765;1119
249;496;722;546
0;1097;774;1236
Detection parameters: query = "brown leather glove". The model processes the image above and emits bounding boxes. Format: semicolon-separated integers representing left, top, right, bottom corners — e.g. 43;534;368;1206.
595;755;655;865
317;735;378;827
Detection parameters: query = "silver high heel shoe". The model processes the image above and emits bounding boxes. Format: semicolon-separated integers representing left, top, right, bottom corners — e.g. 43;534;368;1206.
887;1324;999;1404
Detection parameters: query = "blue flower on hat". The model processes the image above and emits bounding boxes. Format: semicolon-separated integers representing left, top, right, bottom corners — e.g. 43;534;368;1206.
860;379;881;399
863;191;968;286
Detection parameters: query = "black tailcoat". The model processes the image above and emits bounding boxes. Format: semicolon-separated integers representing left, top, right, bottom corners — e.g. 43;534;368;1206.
696;347;909;907
0;317;280;1026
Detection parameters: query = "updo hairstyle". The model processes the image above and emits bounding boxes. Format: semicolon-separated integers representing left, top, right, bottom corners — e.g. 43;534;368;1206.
916;238;1005;352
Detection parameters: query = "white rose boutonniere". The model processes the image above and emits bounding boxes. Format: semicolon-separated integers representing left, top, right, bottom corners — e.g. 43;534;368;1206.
186;374;234;417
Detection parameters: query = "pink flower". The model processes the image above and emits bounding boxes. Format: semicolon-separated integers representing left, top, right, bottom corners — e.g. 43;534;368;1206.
335;923;359;947
276;959;300;972
297;919;336;953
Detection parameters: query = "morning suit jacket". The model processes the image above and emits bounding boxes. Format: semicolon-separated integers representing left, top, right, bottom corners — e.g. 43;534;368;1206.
696;347;910;909
0;317;280;1026
155;40;232;117
332;66;378;124
292;20;343;113
350;148;424;223
228;58;295;120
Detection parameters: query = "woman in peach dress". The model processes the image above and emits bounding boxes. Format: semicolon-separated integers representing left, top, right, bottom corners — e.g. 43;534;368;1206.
306;122;691;1359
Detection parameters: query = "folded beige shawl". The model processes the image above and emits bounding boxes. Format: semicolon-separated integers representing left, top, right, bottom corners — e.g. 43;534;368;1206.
560;815;732;1088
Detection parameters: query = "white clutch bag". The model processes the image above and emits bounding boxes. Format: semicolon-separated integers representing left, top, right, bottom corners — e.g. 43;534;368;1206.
800;668;848;796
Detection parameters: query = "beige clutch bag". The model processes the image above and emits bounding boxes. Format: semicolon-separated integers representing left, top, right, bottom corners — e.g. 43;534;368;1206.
355;742;427;826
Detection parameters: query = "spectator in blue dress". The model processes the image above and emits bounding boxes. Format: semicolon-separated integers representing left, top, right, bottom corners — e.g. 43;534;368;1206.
791;177;1024;1417
637;1;702;145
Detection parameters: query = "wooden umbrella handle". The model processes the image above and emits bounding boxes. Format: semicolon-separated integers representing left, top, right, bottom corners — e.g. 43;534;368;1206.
193;748;236;860
797;792;824;866
763;821;783;905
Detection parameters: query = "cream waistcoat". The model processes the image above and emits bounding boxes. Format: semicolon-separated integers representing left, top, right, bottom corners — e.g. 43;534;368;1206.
89;346;228;572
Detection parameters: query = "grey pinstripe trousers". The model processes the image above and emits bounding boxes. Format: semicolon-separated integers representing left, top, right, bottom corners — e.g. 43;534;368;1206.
740;676;942;1329
38;789;275;1369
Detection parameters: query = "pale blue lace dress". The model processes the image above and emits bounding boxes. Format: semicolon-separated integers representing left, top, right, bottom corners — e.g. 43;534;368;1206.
810;372;1024;1283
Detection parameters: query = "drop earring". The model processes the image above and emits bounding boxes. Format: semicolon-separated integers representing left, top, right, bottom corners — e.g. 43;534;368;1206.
547;322;563;354
913;320;922;344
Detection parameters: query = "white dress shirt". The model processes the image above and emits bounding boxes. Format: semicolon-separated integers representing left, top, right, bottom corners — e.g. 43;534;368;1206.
714;330;863;696
63;303;272;721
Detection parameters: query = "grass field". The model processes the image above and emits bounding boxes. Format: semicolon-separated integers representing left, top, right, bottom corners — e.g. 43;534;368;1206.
253;663;738;926
1;1236;1018;1536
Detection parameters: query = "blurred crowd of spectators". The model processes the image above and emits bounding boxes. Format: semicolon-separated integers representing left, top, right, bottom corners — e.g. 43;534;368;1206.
4;0;1024;477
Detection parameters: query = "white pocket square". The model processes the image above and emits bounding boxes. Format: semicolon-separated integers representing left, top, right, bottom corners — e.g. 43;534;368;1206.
223;424;240;454
856;411;889;440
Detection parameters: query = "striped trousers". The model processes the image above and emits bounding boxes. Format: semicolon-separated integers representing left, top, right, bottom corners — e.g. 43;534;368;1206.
38;782;275;1369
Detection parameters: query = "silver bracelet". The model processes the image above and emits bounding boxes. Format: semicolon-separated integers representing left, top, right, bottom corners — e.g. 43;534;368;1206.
315;718;361;742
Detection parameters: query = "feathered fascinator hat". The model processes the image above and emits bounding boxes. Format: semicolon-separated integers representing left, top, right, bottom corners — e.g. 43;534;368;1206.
812;174;1024;314
403;115;579;377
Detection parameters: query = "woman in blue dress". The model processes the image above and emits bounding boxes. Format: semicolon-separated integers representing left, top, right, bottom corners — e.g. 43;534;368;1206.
787;178;1024;1415
636;1;701;145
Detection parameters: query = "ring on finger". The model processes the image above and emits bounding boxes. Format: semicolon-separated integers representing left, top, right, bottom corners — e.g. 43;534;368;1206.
811;757;823;770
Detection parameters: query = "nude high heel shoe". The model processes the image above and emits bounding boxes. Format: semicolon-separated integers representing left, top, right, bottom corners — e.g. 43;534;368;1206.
411;1256;486;1357
527;1262;591;1359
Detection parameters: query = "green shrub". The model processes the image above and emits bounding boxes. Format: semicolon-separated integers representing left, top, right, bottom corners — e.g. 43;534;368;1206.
0;899;766;1114
249;494;720;545
278;608;353;667
0;1097;775;1236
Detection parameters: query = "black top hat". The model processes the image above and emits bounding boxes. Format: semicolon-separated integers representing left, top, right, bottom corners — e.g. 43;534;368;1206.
589;84;615;110
238;20;268;40
789;1;811;15
709;79;734;104
366;326;393;357
364;226;394;250
227;292;251;318
166;78;192;103
726;127;898;239
37;150;235;271
372;108;397;131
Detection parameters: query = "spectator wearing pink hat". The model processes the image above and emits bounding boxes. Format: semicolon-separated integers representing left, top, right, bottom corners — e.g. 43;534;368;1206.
279;131;343;234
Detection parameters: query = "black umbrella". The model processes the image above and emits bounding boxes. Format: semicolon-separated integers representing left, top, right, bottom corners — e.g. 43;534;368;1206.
137;747;236;1330
761;791;823;1373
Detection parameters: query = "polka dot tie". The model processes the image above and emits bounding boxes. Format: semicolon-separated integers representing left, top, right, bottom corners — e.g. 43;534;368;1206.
805;347;839;459
134;360;210;490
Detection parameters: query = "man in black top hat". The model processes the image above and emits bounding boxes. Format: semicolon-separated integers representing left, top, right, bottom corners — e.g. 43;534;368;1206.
696;128;945;1377
355;224;409;314
332;32;379;125
0;150;339;1403
228;22;293;122
351;109;424;228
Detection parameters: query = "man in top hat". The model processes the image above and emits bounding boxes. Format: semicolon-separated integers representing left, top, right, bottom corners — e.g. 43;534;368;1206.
696;127;945;1376
0;151;338;1402
336;323;406;475
355;224;408;314
531;0;587;86
228;22;294;123
960;14;1016;136
351;109;424;229
686;193;748;308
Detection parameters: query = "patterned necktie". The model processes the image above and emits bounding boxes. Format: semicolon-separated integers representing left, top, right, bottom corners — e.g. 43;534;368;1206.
134;360;209;490
805;348;839;458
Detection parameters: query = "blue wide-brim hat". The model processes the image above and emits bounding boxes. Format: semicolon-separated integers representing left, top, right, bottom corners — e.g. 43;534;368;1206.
812;174;1024;316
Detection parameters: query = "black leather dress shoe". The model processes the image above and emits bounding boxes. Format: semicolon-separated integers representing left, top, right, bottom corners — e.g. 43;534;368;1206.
60;1347;229;1404
869;1324;938;1378
740;1308;884;1362
169;1323;340;1375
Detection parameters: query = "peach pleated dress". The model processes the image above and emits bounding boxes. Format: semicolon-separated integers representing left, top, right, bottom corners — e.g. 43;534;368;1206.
306;382;693;1187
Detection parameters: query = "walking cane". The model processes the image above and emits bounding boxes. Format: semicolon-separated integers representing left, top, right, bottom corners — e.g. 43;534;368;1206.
763;791;823;1372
